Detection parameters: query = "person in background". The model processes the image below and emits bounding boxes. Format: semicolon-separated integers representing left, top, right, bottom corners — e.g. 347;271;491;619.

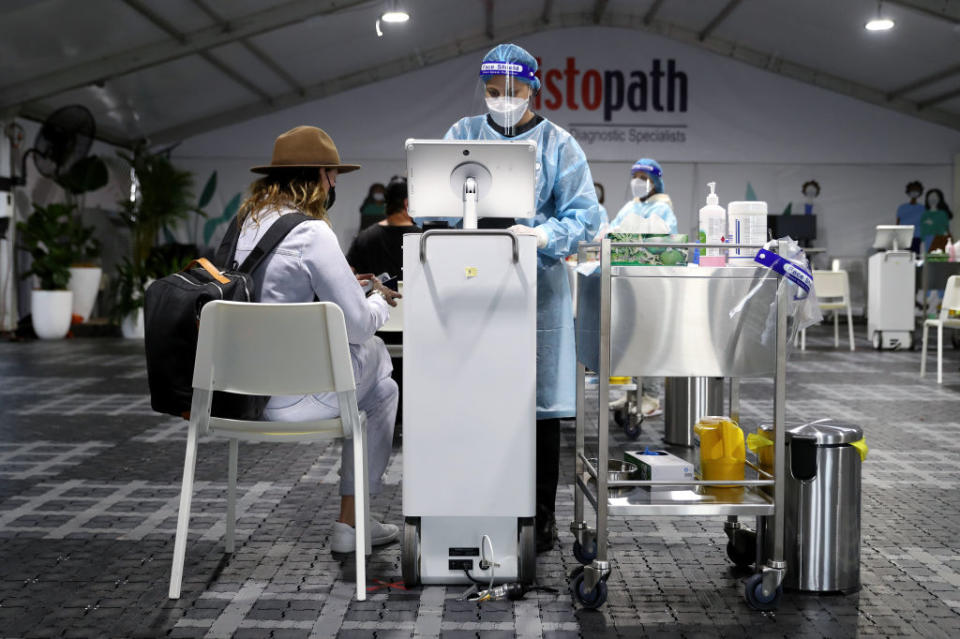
896;181;925;254
443;42;601;553
921;188;953;251
802;180;820;215
347;176;419;431
359;182;387;230
608;158;678;234
347;176;420;285
235;126;401;554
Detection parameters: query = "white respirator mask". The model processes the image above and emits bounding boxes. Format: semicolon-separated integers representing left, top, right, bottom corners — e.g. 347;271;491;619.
631;177;653;199
486;96;528;129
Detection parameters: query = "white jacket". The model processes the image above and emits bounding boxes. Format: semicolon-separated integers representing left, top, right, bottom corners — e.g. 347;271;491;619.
234;208;390;410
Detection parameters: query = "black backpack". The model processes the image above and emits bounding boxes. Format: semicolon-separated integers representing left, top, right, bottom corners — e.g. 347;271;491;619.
144;213;310;419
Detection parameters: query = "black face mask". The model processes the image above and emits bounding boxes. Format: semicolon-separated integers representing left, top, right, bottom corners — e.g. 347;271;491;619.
326;186;336;211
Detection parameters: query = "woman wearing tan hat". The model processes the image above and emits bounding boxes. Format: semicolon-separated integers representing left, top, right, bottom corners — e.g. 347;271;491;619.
234;125;401;553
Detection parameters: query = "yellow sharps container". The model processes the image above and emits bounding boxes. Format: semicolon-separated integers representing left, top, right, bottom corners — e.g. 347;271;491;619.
694;416;745;496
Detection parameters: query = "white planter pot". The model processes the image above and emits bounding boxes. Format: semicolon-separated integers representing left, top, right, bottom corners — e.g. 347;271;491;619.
67;266;103;322
31;290;74;340
121;308;145;339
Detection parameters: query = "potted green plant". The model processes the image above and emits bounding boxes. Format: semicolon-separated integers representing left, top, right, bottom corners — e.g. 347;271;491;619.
112;145;197;337
16;203;78;339
59;155;109;322
109;257;147;338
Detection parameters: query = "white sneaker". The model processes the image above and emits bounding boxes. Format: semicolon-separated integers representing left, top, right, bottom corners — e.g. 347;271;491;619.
641;394;663;418
330;519;400;553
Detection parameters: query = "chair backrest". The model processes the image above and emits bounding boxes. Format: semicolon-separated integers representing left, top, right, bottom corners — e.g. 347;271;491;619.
192;301;355;396
378;282;404;333
813;270;849;300
941;275;960;320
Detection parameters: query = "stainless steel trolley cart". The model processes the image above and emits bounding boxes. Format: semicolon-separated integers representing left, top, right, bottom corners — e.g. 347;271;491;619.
570;239;791;611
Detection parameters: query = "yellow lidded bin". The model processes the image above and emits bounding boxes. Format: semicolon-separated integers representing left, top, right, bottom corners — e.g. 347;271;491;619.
694;416;745;495
748;424;775;476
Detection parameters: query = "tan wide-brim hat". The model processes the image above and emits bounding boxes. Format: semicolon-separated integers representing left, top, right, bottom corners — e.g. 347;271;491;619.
251;126;361;174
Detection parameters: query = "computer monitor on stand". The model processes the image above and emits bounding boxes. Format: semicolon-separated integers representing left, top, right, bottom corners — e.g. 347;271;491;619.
405;139;537;230
872;225;914;252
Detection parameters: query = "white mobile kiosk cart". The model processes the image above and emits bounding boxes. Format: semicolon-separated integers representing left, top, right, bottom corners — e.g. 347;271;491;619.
401;139;539;586
572;238;792;611
867;225;915;350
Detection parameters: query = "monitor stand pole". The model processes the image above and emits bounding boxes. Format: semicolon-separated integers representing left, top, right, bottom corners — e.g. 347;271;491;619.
462;177;478;230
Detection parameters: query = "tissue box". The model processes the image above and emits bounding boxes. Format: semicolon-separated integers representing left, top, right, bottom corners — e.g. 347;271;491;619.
624;450;694;491
608;233;689;266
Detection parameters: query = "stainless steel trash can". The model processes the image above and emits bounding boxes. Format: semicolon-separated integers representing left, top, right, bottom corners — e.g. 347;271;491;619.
762;419;863;593
664;377;723;446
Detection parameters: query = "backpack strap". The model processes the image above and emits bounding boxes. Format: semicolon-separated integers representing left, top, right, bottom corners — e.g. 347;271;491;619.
184;257;230;284
237;212;311;274
214;216;242;269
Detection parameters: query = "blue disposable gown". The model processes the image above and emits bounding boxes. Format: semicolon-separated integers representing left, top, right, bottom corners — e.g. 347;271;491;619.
444;115;601;419
609;193;678;233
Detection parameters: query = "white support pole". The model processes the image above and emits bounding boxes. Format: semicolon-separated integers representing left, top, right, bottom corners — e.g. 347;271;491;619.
0;122;18;332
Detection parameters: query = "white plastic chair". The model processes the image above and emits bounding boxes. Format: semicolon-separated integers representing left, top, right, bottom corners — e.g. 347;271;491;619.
168;301;371;601
798;270;855;351
921;275;960;384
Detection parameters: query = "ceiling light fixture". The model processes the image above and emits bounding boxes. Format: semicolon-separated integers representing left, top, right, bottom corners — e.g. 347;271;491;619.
865;2;894;31
376;1;409;37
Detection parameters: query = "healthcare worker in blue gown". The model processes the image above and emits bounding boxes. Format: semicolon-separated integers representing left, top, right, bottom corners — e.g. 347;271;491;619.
608;158;678;234
444;43;602;553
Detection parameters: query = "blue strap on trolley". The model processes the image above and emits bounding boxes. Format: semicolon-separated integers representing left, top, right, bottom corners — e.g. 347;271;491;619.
754;248;812;299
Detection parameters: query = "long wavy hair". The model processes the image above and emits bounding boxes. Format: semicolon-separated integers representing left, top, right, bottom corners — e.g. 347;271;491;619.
238;169;330;227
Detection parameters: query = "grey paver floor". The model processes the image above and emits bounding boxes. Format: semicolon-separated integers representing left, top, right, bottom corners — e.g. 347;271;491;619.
1;323;959;638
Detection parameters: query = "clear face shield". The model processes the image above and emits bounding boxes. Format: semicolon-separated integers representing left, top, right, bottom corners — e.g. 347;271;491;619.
475;60;537;137
629;161;663;202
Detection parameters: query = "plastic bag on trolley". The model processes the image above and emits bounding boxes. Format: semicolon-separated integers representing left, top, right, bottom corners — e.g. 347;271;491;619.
728;237;823;347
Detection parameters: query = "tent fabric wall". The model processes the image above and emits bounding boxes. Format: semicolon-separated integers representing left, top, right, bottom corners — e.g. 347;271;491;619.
171;26;960;257
8;26;960;325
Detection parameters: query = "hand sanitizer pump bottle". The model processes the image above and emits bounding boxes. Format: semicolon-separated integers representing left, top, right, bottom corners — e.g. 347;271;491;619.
699;182;727;267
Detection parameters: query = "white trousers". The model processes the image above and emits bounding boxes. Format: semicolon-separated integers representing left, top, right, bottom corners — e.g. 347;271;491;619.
264;337;398;496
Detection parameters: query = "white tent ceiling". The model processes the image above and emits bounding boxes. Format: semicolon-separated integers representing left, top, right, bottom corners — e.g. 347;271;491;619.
3;0;960;147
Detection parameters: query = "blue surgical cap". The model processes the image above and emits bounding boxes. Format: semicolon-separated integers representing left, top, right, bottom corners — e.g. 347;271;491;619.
481;43;541;93
631;158;664;193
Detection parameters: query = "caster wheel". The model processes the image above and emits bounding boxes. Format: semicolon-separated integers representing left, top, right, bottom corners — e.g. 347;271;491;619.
570;571;607;609
744;573;782;611
401;517;420;587
726;539;755;568
573;539;597;565
568;563;584;580
613;406;627;428
623;413;643;440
